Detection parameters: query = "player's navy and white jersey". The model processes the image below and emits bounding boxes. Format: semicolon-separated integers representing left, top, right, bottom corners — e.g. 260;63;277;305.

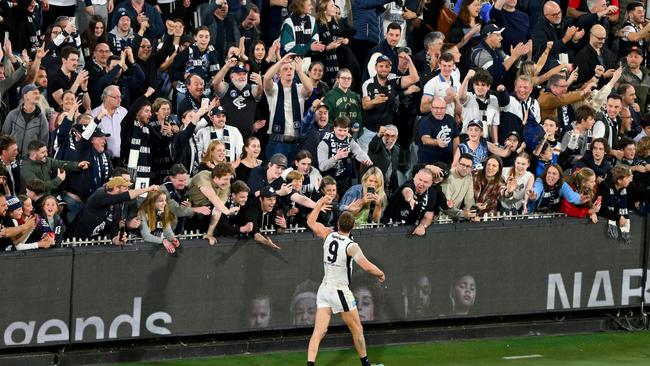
321;232;358;288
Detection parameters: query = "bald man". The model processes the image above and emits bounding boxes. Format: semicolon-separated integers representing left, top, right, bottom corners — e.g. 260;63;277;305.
416;96;459;166
532;1;585;72
574;24;617;86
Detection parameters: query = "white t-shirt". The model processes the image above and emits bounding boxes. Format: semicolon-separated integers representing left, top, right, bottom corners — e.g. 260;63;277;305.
423;73;457;116
265;83;307;138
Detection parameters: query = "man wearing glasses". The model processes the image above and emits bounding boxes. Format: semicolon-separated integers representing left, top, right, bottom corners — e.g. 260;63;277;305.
416;96;459;166
92;85;128;167
538;73;596;136
574;24;617;86
532;0;585;72
441;153;477;220
367;125;400;195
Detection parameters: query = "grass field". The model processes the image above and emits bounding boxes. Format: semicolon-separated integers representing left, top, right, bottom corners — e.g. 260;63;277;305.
120;331;650;366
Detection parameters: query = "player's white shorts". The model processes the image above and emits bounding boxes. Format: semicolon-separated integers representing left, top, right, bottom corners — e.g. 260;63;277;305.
316;285;357;314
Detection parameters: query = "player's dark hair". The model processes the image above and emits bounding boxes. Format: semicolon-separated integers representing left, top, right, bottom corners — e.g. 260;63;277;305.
338;211;355;233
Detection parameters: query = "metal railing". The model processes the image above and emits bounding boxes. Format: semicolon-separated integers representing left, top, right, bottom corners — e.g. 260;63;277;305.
59;212;567;247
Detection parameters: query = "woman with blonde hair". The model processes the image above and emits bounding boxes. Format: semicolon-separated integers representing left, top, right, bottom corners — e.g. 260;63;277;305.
339;167;387;224
138;190;180;253
198;140;228;172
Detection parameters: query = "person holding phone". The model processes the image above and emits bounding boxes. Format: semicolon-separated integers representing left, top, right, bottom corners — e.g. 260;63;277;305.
339;167;387;225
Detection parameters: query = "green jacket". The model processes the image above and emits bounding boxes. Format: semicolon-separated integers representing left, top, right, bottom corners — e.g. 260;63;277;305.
20;157;81;194
322;87;363;127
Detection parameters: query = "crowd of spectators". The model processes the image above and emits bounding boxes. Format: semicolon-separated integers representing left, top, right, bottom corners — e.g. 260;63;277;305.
0;0;648;253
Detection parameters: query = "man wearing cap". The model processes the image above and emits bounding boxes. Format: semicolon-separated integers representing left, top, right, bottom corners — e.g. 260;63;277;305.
360;51;419;153
470;23;530;88
2;84;49;159
262;53;313;163
68;175;158;241
247;152;317;209
382;167;437;235
110;0;164;39
490;0;531;55
213;57;264;140
194;105;244;163
239;185;284;249
363;22;402;81
618;1;650;62
20;140;90;195
621;46;650;112
574;24;616;86
64;111;114;222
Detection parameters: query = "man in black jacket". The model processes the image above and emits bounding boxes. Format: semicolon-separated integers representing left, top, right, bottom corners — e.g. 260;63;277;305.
367;125;400;195
532;0;585;72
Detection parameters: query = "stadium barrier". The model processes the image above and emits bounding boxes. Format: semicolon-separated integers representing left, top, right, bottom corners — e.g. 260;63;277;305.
0;215;647;349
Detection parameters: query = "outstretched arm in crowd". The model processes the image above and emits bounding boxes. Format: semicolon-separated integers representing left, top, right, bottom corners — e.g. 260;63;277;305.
307;195;334;240
398;52;419;89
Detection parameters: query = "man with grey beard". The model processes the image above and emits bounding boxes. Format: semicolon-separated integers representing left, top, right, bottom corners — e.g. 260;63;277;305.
213;57;264;140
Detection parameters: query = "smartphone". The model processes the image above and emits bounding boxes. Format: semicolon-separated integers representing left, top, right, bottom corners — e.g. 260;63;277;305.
69;17;76;27
3;32;8;42
201;97;210;107
367;187;375;194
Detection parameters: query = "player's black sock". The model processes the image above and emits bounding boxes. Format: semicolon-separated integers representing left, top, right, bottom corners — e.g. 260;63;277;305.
307;362;315;366
360;356;371;366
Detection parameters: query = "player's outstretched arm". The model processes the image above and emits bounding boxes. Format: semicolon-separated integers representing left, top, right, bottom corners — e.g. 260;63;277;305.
349;245;385;283
307;195;334;240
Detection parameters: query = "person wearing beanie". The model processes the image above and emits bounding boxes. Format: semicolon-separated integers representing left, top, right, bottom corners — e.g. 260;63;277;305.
0;195;53;251
0;84;49;159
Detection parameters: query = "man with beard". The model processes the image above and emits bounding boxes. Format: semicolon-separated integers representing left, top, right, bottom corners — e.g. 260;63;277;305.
360;53;419;153
363;22;402;80
0;136;20;196
194;106;244;163
107;9;136;53
20;140;89;195
2;84;50;159
213;58;263;140
621;46;650;112
592;94;624;161
617;2;650;61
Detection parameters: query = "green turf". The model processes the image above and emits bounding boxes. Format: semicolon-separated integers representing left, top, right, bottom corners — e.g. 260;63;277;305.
120;331;650;366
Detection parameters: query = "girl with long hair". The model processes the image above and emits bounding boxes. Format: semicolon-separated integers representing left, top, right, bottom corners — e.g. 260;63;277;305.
528;164;585;213
560;168;601;223
473;156;505;216
138;190;179;253
235;137;262;182
81;15;107;59
198;140;228;172
500;152;535;214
